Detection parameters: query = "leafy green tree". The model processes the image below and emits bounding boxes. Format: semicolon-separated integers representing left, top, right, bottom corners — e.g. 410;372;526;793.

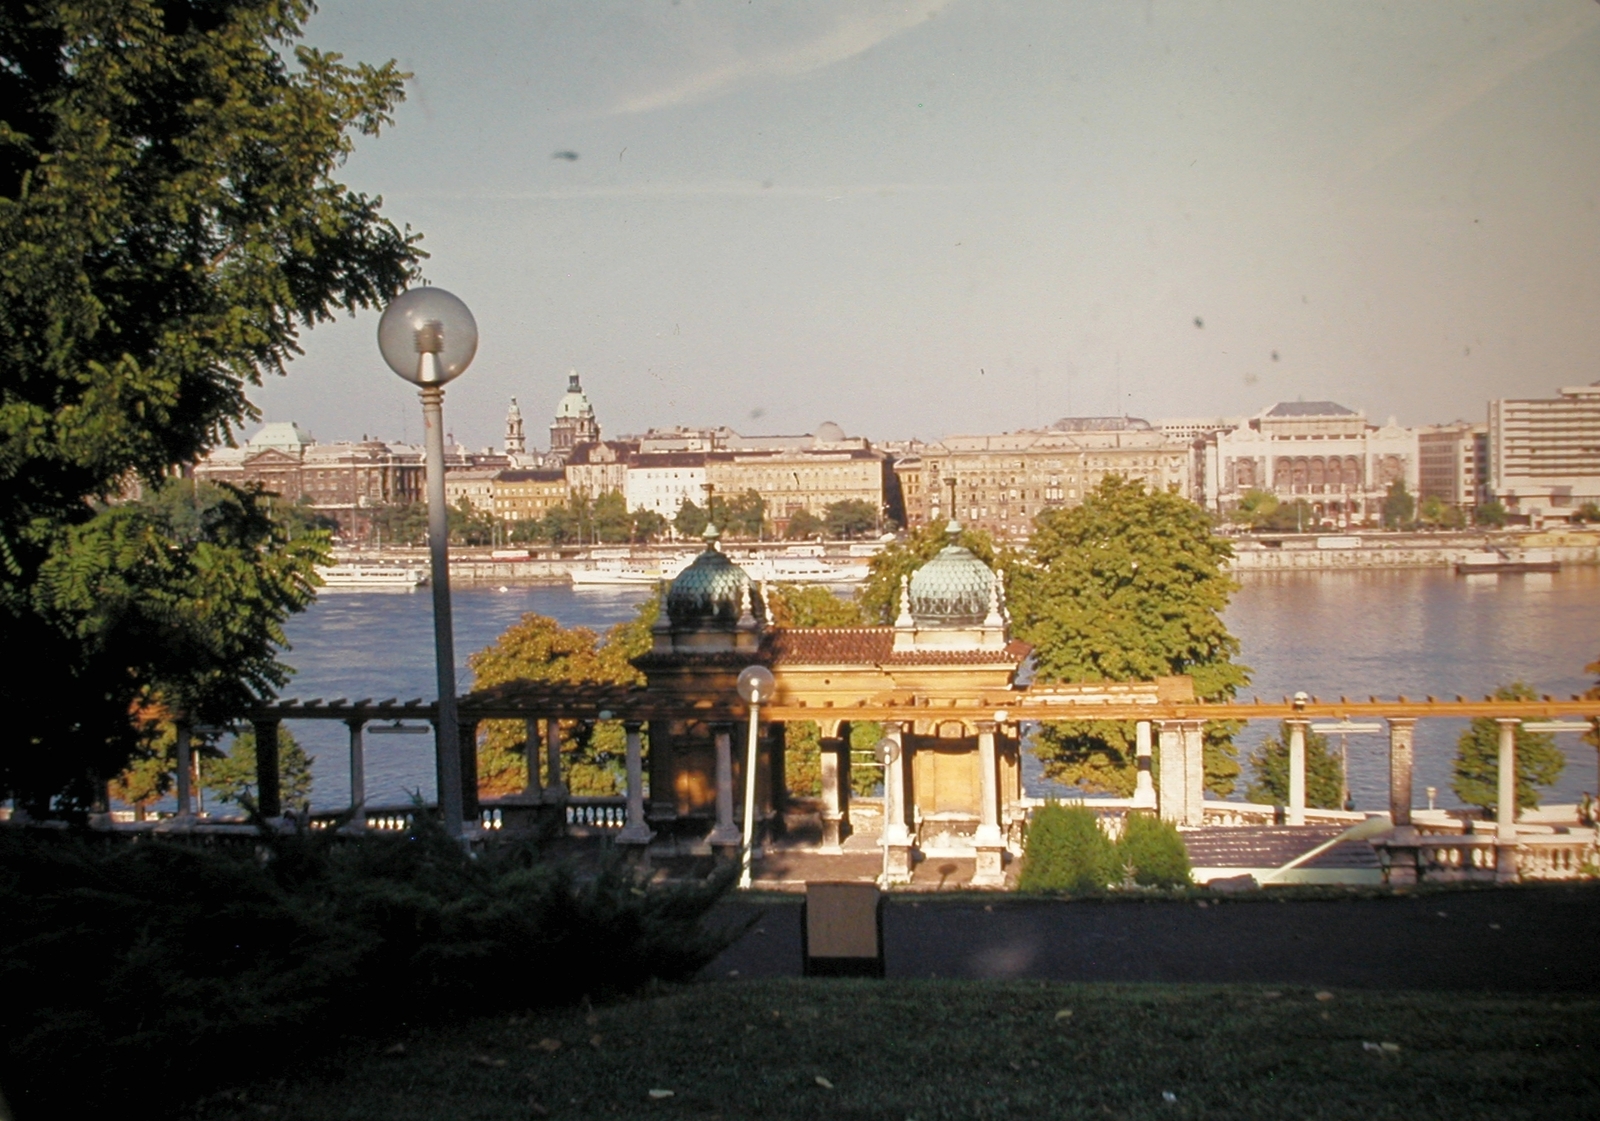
448;497;496;546
1263;498;1315;533
765;584;867;628
783;509;825;540
1011;477;1249;797
629;507;669;543
0;0;417;808
721;489;767;539
1573;502;1600;526
1382;481;1416;529
1018;803;1118;893
1452;683;1564;816
1115;812;1191;887
107;713;178;820
203;725;313;813
1418;494;1448;528
1245;722;1344;809
824;499;878;539
591;491;632;544
781;721;880;799
674;498;709;540
541;504;580;545
1232;489;1279;529
1475;501;1508;528
856;520;1001;624
372;502;429;546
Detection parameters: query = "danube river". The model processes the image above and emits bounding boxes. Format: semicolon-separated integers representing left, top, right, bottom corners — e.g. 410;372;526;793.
274;568;1600;813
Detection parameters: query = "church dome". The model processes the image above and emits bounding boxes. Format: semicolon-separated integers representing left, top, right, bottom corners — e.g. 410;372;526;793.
666;528;759;628
908;523;994;626
555;371;594;419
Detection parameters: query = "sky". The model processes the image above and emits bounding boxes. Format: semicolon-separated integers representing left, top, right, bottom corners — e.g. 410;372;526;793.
252;0;1600;451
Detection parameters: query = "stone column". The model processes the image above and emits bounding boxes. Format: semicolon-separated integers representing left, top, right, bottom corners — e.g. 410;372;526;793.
347;719;367;830
174;721;194;820
1181;721;1206;826
1495;717;1520;883
542;718;565;802
459;718;481;827
1286;719;1309;827
837;721;853;840
973;721;1005;887
768;721;787;816
708;723;741;850
1387;718;1415;828
252;719;281;819
1156;722;1184;824
819;728;845;853
522;717;543;798
882;722;914;881
1132;720;1156;808
618;721;654;846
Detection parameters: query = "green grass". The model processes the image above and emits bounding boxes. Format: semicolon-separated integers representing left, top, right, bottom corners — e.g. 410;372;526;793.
196;980;1597;1121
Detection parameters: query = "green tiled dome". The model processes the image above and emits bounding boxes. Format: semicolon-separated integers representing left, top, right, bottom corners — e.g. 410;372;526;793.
909;524;994;626
666;530;758;628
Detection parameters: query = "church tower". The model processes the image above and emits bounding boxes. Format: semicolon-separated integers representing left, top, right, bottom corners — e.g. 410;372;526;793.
504;397;525;455
549;370;599;460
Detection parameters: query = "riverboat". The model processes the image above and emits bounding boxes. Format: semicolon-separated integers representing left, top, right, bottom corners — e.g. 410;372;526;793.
1455;549;1560;575
315;564;428;591
739;555;871;585
570;555;697;586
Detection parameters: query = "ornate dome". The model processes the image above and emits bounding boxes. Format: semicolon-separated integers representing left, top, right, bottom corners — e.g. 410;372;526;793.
555;371;594;419
908;522;995;626
666;528;760;628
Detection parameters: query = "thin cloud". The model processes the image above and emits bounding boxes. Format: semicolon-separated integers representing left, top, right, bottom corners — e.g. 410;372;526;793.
1340;4;1600;183
610;0;956;115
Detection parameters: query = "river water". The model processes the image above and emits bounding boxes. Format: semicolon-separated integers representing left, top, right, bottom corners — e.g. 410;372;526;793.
274;569;1600;813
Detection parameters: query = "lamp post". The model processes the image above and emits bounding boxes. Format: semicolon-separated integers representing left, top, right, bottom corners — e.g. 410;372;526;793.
736;664;776;889
378;287;478;838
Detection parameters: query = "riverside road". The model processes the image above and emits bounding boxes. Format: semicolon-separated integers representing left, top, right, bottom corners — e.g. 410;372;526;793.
706;885;1600;991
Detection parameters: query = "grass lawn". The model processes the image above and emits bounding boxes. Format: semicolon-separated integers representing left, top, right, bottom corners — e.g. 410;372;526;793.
197;980;1596;1121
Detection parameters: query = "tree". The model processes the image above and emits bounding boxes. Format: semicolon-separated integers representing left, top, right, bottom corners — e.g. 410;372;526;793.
824;499;877;539
466;592;658;797
1245;723;1344;809
1418;494;1447;528
1010;476;1249;797
1451;683;1564;816
1382;481;1415;529
629;508;669;543
856;519;1001;624
764;584;867;628
1232;489;1279;530
1;0;418;809
591;492;632;544
1573;502;1600;526
448;498;496;546
783;509;825;540
541;505;580;545
721;489;767;539
674;498;709;540
373;502;429;546
1475;501;1508;528
202;725;313;813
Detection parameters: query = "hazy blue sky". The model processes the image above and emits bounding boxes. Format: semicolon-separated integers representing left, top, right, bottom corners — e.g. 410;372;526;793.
253;0;1600;450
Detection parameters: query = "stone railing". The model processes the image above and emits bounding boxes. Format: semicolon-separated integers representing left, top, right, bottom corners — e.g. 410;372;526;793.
1372;829;1597;883
1518;833;1597;880
565;796;626;830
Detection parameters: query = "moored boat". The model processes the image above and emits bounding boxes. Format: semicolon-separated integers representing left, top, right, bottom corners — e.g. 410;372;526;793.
315;563;428;591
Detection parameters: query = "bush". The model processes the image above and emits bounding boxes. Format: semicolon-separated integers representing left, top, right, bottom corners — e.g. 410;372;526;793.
0;824;738;1117
1017;803;1118;893
1115;812;1192;887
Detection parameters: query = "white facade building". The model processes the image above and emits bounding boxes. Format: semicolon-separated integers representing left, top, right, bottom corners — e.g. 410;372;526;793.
1487;383;1600;525
625;453;707;520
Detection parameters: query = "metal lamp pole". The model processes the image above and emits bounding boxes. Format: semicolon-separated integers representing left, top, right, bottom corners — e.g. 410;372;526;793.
378;288;478;838
736;664;776;889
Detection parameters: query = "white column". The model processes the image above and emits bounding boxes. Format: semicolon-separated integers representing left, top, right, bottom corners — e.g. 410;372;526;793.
708;723;740;846
819;730;843;853
522;717;543;798
882;722;911;847
1286;719;1308;827
347;720;367;830
1132;720;1156;808
1181;721;1205;826
542;718;565;802
618;721;653;844
1156;723;1184;823
1495;718;1520;882
975;722;1003;845
1387;718;1415;828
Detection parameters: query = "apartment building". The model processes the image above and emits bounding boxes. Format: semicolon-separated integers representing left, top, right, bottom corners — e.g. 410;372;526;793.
1487;382;1600;524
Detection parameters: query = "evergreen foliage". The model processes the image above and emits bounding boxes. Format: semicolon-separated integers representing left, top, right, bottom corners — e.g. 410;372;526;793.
0;823;738;1115
1452;683;1564;815
1382;481;1416;529
204;725;314;811
1;0;419;809
1245;722;1345;809
1016;803;1118;893
1115;812;1192;887
1010;477;1248;797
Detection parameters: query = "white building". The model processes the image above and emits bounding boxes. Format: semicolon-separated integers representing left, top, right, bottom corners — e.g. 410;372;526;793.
1487;382;1600;525
1205;401;1418;527
625;452;707;521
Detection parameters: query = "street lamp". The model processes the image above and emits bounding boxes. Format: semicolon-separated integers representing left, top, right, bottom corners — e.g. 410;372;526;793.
736;664;776;889
378;287;478;838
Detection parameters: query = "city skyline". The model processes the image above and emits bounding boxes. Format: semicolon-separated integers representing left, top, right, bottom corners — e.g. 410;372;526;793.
249;1;1600;451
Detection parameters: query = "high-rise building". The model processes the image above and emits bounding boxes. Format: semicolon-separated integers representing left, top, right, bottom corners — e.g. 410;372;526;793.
549;371;599;459
1487;382;1600;525
1417;422;1488;513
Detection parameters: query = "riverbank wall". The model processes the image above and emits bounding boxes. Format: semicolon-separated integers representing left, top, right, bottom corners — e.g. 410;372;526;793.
1226;529;1600;572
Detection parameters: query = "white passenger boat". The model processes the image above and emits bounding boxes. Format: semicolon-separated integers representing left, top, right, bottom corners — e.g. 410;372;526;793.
739;556;871;585
315;563;428;592
570;555;697;586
